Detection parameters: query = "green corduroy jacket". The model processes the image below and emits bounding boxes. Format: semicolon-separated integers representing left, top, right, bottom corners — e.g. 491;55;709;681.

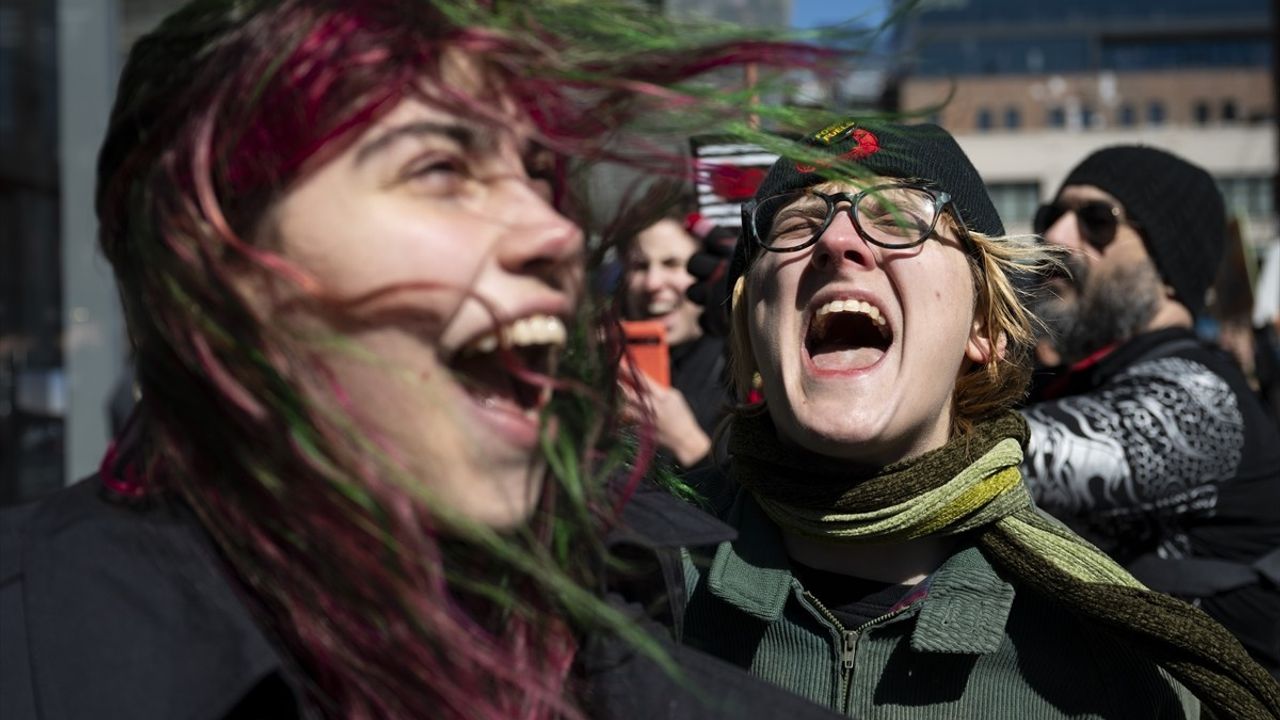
681;491;1200;719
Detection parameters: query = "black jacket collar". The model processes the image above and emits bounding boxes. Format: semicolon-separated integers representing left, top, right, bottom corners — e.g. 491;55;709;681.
609;481;737;550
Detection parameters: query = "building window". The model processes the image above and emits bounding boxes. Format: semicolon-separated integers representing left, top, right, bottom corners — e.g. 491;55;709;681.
1222;99;1238;122
975;108;994;132
1118;104;1136;127
1100;37;1272;72
986;181;1041;228
1147;101;1166;126
1217;176;1274;219
1004;107;1021;130
1047;106;1066;128
1194;101;1211;125
1080;104;1096;129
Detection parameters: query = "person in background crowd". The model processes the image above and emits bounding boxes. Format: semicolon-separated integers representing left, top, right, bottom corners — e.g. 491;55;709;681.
1249;240;1280;424
0;2;849;718
1205;218;1258;381
680;119;1280;718
1022;146;1280;680
618;182;733;468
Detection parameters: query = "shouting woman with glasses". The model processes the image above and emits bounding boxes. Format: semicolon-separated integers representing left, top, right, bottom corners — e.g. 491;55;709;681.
680;121;1280;718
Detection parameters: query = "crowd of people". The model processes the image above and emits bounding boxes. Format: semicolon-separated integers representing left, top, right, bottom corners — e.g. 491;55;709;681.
1;0;1278;719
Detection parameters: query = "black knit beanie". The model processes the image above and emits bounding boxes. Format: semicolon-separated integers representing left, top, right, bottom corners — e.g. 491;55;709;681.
729;119;1004;289
1057;145;1226;316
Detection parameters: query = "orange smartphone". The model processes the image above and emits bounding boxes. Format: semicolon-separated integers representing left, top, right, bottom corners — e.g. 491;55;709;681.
620;320;670;387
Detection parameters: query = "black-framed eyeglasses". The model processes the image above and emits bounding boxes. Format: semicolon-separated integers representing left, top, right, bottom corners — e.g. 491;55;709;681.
742;183;962;254
1033;200;1137;251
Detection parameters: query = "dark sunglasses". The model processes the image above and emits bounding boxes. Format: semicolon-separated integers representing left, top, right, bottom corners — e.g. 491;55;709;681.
1033;200;1137;251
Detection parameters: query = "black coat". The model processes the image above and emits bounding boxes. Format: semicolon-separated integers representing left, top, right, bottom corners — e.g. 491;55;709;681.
0;477;843;719
669;335;730;441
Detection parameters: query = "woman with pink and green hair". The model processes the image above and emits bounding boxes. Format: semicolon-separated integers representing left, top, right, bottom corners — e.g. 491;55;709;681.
0;1;849;718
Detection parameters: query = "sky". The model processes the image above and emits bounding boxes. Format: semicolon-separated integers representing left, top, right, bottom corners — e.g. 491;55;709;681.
791;0;888;28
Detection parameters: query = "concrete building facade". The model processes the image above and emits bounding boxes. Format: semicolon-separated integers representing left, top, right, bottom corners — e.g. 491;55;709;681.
890;0;1275;247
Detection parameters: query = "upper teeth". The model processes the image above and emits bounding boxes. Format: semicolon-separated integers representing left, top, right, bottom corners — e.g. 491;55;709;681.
815;299;886;327
464;314;568;354
647;299;677;315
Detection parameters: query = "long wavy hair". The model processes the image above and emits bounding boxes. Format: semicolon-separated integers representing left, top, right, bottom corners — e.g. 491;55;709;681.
95;1;832;717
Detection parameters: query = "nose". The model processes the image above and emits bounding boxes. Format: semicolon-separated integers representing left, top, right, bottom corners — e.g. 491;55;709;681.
809;207;877;272
1042;210;1084;252
642;267;667;293
495;182;584;281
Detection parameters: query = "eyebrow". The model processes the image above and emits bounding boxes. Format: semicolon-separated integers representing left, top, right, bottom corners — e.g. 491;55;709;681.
776;200;825;218
353;121;483;165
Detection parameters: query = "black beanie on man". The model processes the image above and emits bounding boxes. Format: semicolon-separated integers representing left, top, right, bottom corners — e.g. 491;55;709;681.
729;120;1004;290
1057;145;1226;317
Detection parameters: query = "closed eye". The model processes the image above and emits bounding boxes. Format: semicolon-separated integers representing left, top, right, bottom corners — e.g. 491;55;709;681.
406;157;463;179
772;209;824;240
402;156;468;194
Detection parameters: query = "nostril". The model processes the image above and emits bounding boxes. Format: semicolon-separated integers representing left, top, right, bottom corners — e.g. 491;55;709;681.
811;248;832;270
845;248;871;265
521;257;558;276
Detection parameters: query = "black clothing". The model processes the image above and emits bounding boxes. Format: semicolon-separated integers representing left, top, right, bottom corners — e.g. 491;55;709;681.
669;334;729;441
1021;327;1280;674
0;477;844;720
1256;323;1280;425
1056;146;1226;317
788;563;910;629
0;479;306;720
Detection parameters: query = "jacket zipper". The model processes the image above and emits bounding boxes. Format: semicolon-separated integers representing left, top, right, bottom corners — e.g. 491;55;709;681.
841;628;857;670
802;592;855;709
802;591;914;714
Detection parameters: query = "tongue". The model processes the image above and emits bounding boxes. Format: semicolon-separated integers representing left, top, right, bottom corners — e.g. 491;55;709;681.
811;346;885;371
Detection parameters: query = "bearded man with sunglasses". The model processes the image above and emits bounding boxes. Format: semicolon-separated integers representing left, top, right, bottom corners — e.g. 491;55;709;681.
1020;145;1280;679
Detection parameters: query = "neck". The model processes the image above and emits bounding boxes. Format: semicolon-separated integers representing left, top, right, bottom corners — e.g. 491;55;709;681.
1144;297;1193;333
782;531;956;585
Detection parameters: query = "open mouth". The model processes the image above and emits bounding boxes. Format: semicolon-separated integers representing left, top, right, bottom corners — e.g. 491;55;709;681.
805;298;893;372
450;314;568;417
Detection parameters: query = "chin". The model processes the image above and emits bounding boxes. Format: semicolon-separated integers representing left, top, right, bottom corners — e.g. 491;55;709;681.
780;393;945;466
801;430;892;463
775;402;894;461
441;466;546;530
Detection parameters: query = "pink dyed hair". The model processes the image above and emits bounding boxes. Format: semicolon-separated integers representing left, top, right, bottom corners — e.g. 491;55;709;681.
96;1;830;717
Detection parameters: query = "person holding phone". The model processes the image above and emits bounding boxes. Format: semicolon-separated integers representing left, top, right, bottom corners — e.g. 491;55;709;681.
619;183;732;468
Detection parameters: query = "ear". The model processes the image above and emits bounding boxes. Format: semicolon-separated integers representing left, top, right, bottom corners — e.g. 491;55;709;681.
964;317;1006;365
730;276;746;310
729;276;758;398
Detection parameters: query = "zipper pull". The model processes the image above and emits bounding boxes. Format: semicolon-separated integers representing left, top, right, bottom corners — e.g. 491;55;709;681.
842;629;857;670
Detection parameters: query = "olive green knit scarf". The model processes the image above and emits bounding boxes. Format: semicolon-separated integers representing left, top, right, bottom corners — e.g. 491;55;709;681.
730;410;1280;720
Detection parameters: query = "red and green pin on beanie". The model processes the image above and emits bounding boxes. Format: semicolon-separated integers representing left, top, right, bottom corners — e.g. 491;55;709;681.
730;119;1005;288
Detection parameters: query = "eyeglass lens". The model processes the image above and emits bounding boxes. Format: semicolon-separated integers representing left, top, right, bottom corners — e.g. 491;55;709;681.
756;186;941;250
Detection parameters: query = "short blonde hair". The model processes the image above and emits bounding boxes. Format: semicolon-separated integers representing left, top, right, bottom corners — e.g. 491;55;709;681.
727;223;1060;437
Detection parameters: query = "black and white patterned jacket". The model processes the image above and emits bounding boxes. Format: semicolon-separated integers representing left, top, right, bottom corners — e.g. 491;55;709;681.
1021;327;1280;675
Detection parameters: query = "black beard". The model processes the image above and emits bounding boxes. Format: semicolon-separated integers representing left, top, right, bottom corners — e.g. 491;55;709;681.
1042;255;1164;365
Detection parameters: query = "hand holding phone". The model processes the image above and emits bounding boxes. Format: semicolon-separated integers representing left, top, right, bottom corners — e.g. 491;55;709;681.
620;320;670;387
